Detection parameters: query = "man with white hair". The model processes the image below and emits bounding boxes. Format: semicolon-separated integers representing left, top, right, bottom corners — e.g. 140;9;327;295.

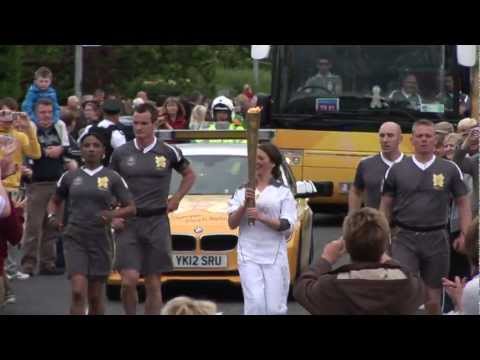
136;91;148;102
67;96;80;112
132;98;145;111
457;118;479;156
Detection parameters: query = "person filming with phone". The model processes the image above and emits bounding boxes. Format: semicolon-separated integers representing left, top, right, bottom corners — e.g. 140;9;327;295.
453;118;479;217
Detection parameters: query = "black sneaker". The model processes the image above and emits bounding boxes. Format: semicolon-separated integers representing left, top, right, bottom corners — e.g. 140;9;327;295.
39;267;64;276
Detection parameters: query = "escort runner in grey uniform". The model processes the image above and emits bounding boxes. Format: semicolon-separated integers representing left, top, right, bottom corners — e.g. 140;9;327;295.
111;139;190;274
349;122;405;212
111;103;196;315
380;119;471;315
56;167;133;279
353;153;405;209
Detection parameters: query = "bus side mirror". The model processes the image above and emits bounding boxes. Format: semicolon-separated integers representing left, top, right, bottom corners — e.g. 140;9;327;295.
457;45;477;67
251;45;271;60
256;94;272;127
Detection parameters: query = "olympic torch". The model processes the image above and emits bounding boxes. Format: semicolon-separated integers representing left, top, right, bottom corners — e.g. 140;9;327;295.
246;107;262;226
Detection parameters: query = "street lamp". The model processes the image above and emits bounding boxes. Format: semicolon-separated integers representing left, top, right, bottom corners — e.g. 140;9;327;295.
457;45;479;120
74;45;101;98
251;45;271;89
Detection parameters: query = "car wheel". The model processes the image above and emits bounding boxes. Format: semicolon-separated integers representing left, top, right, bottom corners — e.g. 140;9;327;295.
106;285;120;301
137;285;146;303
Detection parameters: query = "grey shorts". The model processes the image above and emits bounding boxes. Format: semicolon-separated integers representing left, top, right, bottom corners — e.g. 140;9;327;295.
63;225;113;280
115;215;173;276
392;228;450;289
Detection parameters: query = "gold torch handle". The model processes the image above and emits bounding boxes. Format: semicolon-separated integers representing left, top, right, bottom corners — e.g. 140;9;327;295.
246;108;261;226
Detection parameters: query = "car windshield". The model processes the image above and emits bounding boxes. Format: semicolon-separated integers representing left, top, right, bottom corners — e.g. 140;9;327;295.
170;155;248;195
275;45;449;116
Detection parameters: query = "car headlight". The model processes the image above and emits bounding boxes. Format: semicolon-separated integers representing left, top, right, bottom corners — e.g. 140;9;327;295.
282;149;304;166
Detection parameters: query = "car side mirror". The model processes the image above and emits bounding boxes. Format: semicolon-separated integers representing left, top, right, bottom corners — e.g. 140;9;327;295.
295;180;333;199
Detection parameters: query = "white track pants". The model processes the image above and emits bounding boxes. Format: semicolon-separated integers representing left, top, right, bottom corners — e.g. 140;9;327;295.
238;253;290;315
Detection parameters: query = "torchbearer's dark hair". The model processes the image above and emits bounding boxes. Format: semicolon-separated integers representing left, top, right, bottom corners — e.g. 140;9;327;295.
258;143;283;180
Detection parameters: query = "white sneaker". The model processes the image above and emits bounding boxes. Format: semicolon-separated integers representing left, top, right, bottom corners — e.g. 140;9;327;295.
8;271;31;280
14;271;30;280
4;294;16;304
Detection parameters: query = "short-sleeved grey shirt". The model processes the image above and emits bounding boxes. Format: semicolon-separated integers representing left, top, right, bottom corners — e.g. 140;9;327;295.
382;156;468;228
56;166;132;230
353;153;406;209
110;138;189;213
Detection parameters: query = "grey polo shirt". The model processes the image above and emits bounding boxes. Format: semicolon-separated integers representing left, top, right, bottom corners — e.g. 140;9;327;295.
110;138;189;213
382;156;468;228
56;166;132;230
305;72;342;94
388;90;423;110
353;153;405;209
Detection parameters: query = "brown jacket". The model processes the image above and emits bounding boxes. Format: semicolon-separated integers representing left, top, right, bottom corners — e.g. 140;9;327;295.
293;258;425;315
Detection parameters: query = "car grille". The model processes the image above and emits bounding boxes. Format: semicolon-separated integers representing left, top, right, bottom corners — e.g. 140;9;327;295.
171;235;197;251
201;235;238;252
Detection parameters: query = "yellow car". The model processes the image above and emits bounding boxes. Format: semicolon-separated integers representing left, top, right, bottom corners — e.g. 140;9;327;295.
106;140;326;300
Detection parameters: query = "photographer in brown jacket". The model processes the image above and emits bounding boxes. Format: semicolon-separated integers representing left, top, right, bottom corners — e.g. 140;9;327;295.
294;208;425;315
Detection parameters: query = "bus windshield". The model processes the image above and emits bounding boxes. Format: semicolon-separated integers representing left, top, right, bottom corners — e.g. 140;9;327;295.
273;45;459;119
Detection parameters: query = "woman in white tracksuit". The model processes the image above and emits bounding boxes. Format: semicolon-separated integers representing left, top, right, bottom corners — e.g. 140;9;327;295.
228;143;297;315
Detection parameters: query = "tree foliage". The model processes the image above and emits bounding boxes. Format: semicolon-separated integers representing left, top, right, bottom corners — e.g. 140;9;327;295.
0;46;23;100
0;45;256;104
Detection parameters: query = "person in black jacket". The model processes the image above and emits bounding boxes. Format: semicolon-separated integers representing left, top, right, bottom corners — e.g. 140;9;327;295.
78;99;126;166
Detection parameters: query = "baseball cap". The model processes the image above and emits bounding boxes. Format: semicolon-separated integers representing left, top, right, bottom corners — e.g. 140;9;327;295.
102;99;122;115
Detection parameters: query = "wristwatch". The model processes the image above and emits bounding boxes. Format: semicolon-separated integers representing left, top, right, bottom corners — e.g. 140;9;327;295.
47;213;56;220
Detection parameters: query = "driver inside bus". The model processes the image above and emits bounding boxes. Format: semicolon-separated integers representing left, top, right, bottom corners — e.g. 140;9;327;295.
302;58;343;95
436;73;470;116
388;73;423;111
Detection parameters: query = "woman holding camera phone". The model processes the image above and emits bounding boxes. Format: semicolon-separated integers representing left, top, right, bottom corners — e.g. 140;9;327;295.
0;103;42;287
453;120;479;217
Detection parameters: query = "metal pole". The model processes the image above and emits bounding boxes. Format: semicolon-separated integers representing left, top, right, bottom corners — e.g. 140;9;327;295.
74;45;83;98
253;59;259;88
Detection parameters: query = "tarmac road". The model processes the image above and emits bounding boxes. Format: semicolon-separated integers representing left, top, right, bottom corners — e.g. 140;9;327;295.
1;214;346;316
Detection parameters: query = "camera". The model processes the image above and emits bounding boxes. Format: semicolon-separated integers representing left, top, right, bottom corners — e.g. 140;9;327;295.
12;112;27;121
0;110;27;122
471;126;480;137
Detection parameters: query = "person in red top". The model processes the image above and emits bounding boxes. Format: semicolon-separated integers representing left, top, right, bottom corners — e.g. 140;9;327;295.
242;84;258;108
163;97;188;129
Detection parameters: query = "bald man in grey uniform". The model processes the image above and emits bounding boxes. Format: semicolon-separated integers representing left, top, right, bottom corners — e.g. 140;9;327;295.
349;122;406;213
380;119;471;315
110;103;196;315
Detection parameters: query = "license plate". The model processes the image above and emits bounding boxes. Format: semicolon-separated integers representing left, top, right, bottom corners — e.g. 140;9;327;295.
172;254;228;269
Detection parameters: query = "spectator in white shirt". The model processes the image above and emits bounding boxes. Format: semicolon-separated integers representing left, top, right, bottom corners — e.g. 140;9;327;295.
442;217;479;315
